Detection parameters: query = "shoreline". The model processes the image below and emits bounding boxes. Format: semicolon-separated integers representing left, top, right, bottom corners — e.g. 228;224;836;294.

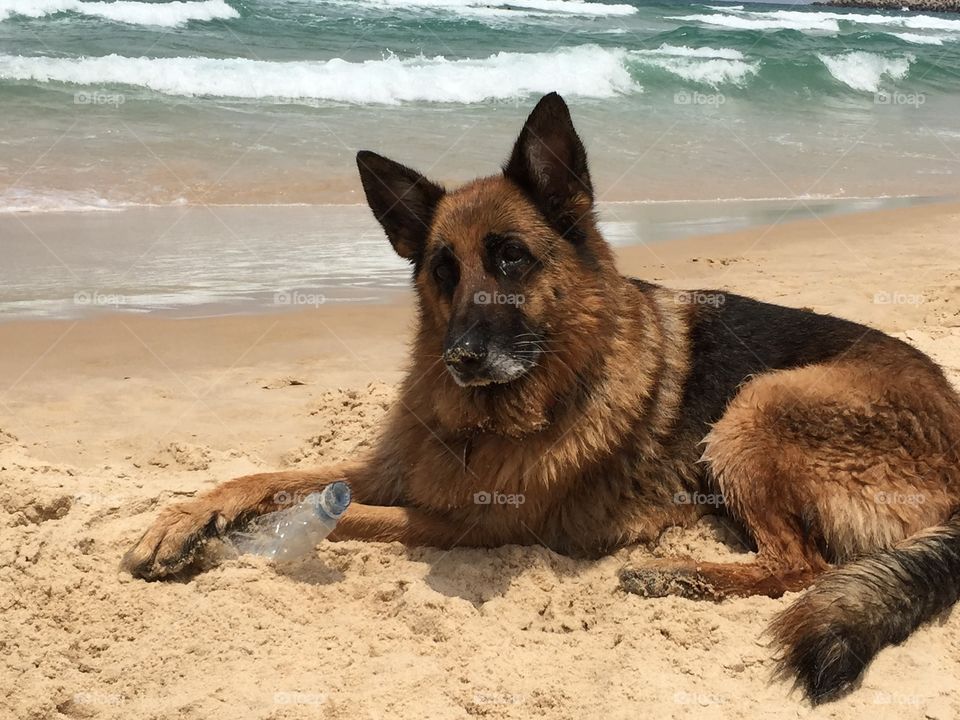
1;198;957;368
0;194;947;323
0;192;946;216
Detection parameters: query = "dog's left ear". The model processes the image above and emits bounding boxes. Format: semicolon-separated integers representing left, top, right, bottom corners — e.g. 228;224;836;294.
503;92;594;242
356;150;445;262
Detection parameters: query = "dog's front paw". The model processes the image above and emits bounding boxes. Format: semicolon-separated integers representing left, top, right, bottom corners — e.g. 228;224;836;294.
121;502;228;580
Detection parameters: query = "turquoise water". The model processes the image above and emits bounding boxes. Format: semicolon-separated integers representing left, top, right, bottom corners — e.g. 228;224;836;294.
2;0;960;207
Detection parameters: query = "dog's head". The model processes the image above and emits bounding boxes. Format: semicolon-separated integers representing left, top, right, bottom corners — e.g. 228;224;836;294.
357;93;616;390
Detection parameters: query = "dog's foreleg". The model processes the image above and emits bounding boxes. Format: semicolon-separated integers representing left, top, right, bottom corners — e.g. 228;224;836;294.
122;461;396;579
328;503;486;548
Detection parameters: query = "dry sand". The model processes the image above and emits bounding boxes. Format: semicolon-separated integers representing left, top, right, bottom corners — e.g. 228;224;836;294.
2;201;960;720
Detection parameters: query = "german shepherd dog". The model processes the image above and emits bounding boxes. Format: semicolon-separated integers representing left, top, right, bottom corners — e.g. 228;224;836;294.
123;93;960;704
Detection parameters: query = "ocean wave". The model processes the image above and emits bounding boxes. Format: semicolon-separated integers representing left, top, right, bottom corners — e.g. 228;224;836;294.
638;44;745;61
747;10;893;27
0;44;772;101
761;10;960;32
325;0;636;19
890;32;945;45
0;0;238;26
899;14;960;31
668;12;841;33
631;44;757;87
0;46;640;104
676;8;960;35
817;51;914;93
0;43;933;103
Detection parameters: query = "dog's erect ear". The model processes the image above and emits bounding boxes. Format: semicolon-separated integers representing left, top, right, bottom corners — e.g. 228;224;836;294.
356;151;445;262
503;92;594;241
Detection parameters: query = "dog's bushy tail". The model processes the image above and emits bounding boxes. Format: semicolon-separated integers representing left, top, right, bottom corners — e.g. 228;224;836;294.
769;511;960;704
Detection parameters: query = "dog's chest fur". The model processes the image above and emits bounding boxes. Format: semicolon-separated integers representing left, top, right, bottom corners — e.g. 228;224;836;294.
392;285;701;549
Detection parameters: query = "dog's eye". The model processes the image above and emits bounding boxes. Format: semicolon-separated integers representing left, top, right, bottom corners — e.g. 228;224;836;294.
501;244;526;264
432;260;458;291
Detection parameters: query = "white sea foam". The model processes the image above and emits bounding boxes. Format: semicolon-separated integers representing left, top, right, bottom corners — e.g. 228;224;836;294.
0;46;640;104
817;51;914;93
639;44;746;61
634;55;758;87
0;188;132;213
678;8;960;35
755;10;893;27
0;0;238;26
669;12;841;33
327;0;636;19
763;10;960;32
0;43;771;103
630;45;757;87
890;32;945;45
900;14;960;31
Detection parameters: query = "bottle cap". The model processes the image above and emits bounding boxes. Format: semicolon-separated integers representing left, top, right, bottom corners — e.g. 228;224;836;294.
317;481;351;519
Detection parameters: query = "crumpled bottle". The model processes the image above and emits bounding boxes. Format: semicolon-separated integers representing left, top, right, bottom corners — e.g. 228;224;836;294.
226;481;351;561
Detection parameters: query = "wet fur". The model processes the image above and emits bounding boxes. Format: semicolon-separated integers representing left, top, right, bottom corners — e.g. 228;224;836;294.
122;93;960;704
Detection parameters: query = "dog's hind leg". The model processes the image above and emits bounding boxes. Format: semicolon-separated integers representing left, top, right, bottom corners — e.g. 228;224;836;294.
621;358;960;702
122;461;397;580
619;556;824;601
620;359;960;602
618;501;828;600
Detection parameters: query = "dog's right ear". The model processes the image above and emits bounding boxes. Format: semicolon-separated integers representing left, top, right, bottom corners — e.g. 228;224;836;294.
356;151;445;262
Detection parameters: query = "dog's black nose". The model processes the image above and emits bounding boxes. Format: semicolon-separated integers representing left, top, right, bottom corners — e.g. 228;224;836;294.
444;337;488;372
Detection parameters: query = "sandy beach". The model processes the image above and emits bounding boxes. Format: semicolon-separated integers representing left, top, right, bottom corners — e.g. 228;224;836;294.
2;200;959;720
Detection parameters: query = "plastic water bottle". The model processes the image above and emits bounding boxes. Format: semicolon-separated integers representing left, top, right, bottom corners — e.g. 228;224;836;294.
226;481;351;561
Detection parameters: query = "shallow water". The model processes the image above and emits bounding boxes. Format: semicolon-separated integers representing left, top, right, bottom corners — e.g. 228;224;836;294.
0;196;936;319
